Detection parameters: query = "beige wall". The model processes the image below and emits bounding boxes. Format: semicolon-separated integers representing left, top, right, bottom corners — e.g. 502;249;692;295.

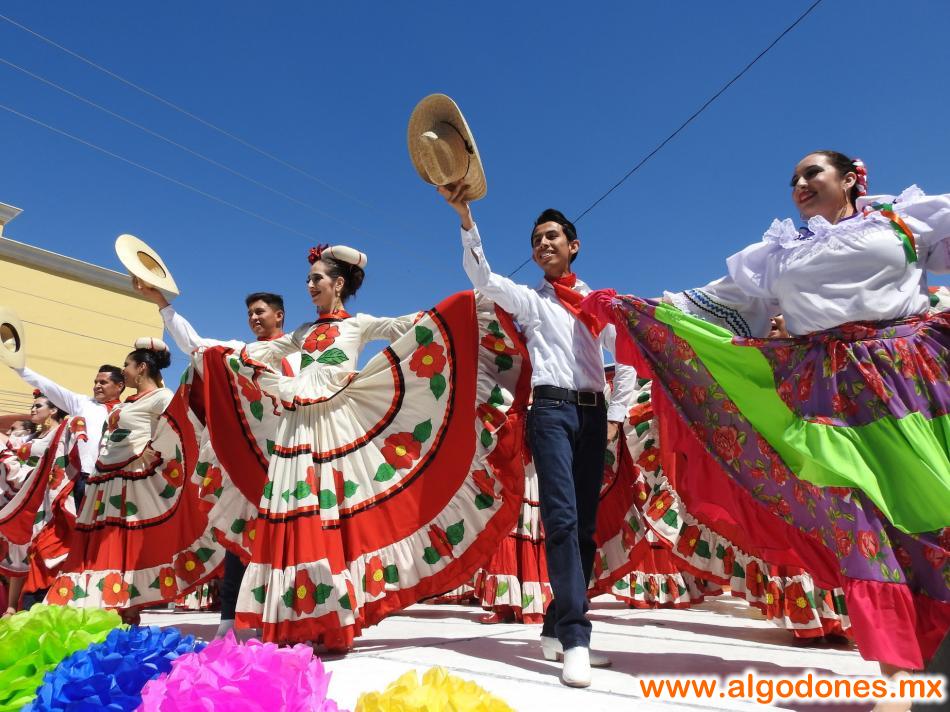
0;239;162;415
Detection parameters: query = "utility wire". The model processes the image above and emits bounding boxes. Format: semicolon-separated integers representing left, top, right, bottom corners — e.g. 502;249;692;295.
0;13;400;224
0;285;160;329
0;101;321;240
21;318;147;347
0;56;382;241
507;0;824;278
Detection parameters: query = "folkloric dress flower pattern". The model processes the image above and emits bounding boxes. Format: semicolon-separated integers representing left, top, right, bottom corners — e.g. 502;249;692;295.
190;292;529;645
53;387;226;609
0;417;86;595
584;187;950;669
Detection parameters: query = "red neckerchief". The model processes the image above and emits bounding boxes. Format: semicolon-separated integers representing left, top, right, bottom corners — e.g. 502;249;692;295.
124;389;160;404
257;330;296;377
545;273;607;337
103;399;121;413
317;310;351;321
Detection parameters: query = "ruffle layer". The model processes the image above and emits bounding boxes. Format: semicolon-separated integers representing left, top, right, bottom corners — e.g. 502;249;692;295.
52;386;227;609
197;292;529;644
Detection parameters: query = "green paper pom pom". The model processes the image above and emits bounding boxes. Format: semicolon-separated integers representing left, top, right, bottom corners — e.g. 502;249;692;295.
0;604;122;711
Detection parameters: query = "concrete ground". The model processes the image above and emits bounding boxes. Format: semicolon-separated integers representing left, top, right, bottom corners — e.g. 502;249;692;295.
142;596;883;712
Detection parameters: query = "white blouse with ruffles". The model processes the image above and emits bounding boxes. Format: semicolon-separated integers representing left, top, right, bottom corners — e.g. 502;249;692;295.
669;186;950;336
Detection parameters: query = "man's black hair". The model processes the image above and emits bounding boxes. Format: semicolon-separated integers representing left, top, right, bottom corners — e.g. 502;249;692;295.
97;365;124;384
532;208;579;263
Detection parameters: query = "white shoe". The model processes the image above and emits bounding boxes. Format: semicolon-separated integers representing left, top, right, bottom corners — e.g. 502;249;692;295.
540;636;612;668
561;647;591;688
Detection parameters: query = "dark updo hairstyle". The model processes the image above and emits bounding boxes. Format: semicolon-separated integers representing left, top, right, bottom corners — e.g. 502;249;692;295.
531;208;579;263
809;150;862;207
34;395;67;422
128;346;172;382
318;255;365;304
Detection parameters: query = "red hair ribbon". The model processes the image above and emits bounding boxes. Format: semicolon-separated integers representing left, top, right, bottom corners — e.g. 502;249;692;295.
32;389;43;398
852;158;868;197
308;244;330;265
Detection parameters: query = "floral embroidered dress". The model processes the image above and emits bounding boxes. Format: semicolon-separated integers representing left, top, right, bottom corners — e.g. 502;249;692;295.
52;387;225;608
191;292;528;645
0;417;85;594
584;186;950;668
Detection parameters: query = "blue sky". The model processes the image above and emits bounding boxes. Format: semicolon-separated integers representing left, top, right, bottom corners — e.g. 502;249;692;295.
1;1;948;373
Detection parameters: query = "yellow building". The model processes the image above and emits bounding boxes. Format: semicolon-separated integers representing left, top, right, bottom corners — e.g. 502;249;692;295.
0;202;163;419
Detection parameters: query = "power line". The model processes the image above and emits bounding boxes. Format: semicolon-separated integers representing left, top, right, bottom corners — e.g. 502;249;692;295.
0;56;382;241
0;285;159;329
21;318;142;347
0;101;321;240
507;0;825;278
0;13;398;224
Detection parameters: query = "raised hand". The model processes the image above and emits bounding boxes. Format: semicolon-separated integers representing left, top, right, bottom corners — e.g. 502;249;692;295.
132;276;170;309
437;182;475;230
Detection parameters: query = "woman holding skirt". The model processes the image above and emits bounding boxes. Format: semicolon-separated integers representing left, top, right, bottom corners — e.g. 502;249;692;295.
191;245;529;648
583;151;949;679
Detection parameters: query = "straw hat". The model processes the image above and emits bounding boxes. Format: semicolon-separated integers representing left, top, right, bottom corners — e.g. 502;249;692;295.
115;234;180;297
407;94;486;201
0;306;26;369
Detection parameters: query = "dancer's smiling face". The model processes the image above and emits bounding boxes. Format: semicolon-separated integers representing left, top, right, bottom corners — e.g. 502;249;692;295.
246;300;283;339
531;221;578;278
790;153;856;222
307;260;345;314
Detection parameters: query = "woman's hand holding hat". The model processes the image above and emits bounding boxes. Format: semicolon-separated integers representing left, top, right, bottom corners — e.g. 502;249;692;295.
132;276;170;309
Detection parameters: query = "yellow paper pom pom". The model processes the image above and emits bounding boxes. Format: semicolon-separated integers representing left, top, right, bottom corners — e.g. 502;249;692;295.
356;667;514;712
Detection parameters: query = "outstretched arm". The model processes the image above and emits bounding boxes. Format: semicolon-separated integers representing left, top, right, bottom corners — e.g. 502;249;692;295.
664;276;778;338
13;366;88;416
437;182;537;321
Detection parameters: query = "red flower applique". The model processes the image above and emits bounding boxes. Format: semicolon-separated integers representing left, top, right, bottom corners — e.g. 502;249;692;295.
409;342;447;378
364;556;386;597
47;575;75;605
381;432;421;470
289;570;318;614
101;572;130;606
175;550;206;585
303;323;340;353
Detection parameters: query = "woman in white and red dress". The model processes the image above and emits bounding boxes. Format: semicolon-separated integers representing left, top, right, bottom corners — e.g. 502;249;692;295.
0;391;85;615
189;245;529;648
51;338;223;621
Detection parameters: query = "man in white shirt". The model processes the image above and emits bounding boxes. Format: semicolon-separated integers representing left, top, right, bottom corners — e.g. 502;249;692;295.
133;279;297;637
438;185;636;687
10;363;125;508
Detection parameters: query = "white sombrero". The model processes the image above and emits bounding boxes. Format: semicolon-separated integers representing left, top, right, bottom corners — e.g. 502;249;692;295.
407;94;486;201
0;306;26;369
115;234;180;296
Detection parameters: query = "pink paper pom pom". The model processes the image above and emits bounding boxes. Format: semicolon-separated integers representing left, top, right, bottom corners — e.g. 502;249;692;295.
138;631;344;711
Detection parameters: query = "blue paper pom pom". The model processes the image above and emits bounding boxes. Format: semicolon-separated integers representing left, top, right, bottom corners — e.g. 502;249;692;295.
24;625;205;711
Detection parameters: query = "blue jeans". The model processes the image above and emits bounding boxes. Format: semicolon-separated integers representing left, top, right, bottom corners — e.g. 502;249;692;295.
527;397;607;650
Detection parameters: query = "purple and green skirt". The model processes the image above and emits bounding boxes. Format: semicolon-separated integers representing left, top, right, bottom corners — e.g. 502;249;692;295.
583;290;949;669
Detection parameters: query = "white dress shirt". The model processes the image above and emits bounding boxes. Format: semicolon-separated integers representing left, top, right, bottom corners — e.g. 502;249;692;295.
461;224;636;421
14;367;109;474
160;305;302;375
